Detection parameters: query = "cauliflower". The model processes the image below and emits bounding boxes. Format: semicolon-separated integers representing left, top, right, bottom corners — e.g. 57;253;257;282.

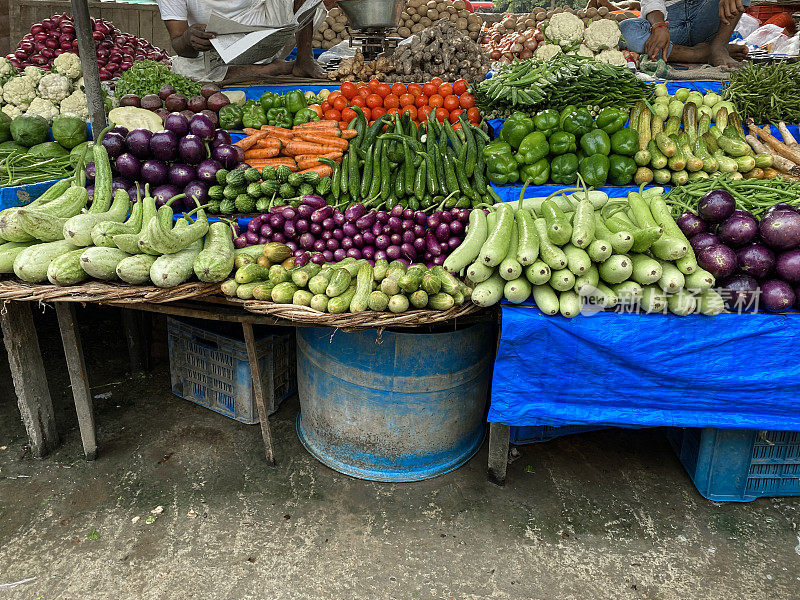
595;49;628;67
53;52;82;80
60;90;89;120
25;97;59;122
2;104;23;120
38;73;71;103
570;44;595;58
535;43;563;61
584;19;622;52
544;12;584;47
0;58;18;86
74;76;85;91
2;76;37;107
23;66;45;85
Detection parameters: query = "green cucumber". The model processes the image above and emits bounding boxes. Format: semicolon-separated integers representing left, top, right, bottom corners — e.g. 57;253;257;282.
409;289;429;308
328;286;357;314
515;208;539;266
293;290;314;306
421;271;442;295
220;279;238;296
444;208;488;273
350;262;374;312
309;269;334;295
533;218;567;270
236;263;271;284
310;294;330;312
268;264;291;285
504;277;531;304
398;264;426;293
13;240;77;283
252;282;276;301
598;254;633;284
532;284;559;315
428;292;455;311
236;282;262;300
563;244;591;276
326;269;352;297
115;254;158;285
291;263;322;288
368;290;390;311
271;282;298;303
80;247;131;281
558;290;582;318
387;294;410;313
149;240;202;288
471;271;504;307
478;203;514;267
525;260;551;285
432;265;461;295
47;248;88;286
0;241;34;273
373;259;389;281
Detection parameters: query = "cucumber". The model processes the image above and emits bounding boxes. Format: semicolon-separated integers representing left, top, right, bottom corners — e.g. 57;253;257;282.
549;268;575;292
533;218;567;270
268;264;290;285
409;289;429;309
667;290;697;316
308;269;334;295
563;244;591;276
471;271;504;307
13;240;76;283
263;242;292;263
656;259;685;293
698;288;725;315
63;189;130;247
587;238;612;263
610;280;643;304
380;276;401;296
327;286;357;314
630;254;663;285
326;269;352;297
443;208;488;272
193;221;235;283
350;262;374;312
598;254;633;284
337;258;366;277
236;282;262;300
531;284;560;316
504;277;531;304
17;209;70;242
271;281;298;303
421;271;442;295
432;265;461;295
467;260;494;283
524;260;551;285
291;263;322;288
630;226;663;253
570;198;595;249
0;241;34;273
574;264;599;294
115;254;158;285
640;285;667;313
234;244;266;259
515;208;539;266
373;259;389;281
310;293;330;312
541;199;572;246
498;225;522;281
293;290;314;306
428;292;455;311
235;263;270;284
80;247;131;281
388;294;410;313
252;282;276;300
368;290;390;311
685;268;715;292
610;231;634;254
220;279;238;296
149;240;202;288
478;203;514;267
398;264;426;293
651;236;688;261
558;290;582;318
47;248;88;286
112;232;143;255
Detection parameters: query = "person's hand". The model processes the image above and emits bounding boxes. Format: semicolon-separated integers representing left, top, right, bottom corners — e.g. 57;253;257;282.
719;0;745;24
183;24;215;52
645;26;670;62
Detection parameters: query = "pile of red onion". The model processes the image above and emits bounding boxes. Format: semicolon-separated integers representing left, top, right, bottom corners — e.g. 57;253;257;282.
481;28;542;63
7;14;170;80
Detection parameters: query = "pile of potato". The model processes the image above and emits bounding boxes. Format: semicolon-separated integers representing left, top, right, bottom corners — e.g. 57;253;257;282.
486;5;633;36
398;0;483;41
314;7;348;49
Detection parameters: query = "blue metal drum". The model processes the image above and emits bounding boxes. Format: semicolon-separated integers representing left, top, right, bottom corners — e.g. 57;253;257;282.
295;323;494;482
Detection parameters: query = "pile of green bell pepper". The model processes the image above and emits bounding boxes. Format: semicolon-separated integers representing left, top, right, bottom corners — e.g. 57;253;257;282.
222;90;321;130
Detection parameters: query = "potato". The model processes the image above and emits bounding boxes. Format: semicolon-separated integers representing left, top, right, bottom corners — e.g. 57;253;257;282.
329;7;342;17
449;12;459;22
468;13;482;24
323;28;336;40
412;13;421;22
456;17;468;29
331;22;345;32
586;7;598;17
427;8;439;19
453;0;465;8
411;22;425;33
427;0;437;8
419;16;432;26
401;11;410;20
407;6;417;14
436;2;446;10
598;6;609;16
467;21;481;32
404;19;414;27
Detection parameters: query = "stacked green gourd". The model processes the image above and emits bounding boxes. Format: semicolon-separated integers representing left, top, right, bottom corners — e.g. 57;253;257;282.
0;137;234;288
223;250;470;314
444;187;726;318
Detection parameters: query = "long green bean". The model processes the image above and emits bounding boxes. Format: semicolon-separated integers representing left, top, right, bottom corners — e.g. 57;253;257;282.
0;152;73;187
666;174;800;218
722;62;800;124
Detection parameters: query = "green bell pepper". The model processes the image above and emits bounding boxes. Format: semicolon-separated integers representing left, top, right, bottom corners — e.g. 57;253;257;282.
549;131;576;155
219;104;243;130
242;102;267;130
293;107;320;126
608;154;637;185
520;159;550;185
595;107;628;135
267;107;292;128
580;129;611;156
483;140;519;185
533;109;559;137
561;107;594;138
610;128;638;157
499;111;535;150
284;89;308;114
260;91;284;111
559;105;577;129
516;131;549;165
579;154;610;187
551;153;579;184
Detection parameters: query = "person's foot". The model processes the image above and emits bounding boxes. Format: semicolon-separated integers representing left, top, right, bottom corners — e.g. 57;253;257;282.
728;43;748;61
709;44;741;68
259;61;294;76
292;59;326;79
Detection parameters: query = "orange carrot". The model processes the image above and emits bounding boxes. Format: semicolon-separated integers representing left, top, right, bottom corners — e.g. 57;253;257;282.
255;137;282;150
293;120;339;129
245;158;298;170
299;164;333;177
243;128;262;136
340;129;358;140
235;131;272;151
297;133;349;150
296;152;342;170
259;125;295;135
244;147;281;159
284;141;342;156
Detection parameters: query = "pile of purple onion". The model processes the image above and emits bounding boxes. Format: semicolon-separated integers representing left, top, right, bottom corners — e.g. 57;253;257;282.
236;195;469;267
677;189;800;312
85;112;244;212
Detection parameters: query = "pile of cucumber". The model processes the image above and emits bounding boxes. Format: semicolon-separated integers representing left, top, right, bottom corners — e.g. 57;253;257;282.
0;141;235;289
224;243;470;314
444;187;726;318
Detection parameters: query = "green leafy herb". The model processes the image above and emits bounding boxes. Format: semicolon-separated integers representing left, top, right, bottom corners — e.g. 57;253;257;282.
87;528;99;540
115;60;202;99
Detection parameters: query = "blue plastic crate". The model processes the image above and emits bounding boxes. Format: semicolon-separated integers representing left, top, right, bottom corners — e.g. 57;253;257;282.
510;424;608;444
167;317;296;424
668;428;800;502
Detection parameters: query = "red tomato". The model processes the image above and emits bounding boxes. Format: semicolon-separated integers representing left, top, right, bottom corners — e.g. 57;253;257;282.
351;95;366;108
453;79;468;95
466;106;481;124
340;81;358;100
368;79;380;92
459;92;476;109
358;87;370;98
449;108;462;123
341;107;357;123
371;106;387;119
386;107;400;116
376;83;392;98
366;94;383;109
328;90;342;102
391;82;407;96
320;100;331;113
418;105;433;121
422;82;437;97
430;77;444;87
443;94;460;112
428;94;444;108
332;95;348;112
399;93;415;107
438;83;453;98
324;109;342;121
308;104;323;118
407;82;423;97
401;105;418;120
360;106;371;121
435;108;449;123
383;94;400;109
415;95;429;109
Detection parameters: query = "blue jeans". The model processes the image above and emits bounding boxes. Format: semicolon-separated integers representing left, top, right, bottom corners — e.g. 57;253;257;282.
620;0;751;56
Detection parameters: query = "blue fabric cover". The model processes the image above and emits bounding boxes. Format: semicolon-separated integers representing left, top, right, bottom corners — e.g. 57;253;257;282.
0;179;64;210
489;306;800;430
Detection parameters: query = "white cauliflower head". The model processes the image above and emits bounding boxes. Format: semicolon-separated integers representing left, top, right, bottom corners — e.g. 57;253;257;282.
60;90;89;120
570;44;595;58
535;43;563;61
2;103;23;120
75;76;85;91
25;97;59;122
595;49;628;67
544;12;585;47
2;76;37;107
53;52;82;80
23;66;45;85
584;19;622;52
38;72;71;102
0;58;18;86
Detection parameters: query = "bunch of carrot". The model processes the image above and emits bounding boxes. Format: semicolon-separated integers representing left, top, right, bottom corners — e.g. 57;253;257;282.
234;120;357;177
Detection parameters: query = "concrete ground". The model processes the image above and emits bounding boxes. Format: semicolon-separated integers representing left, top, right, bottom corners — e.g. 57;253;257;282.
0;307;799;600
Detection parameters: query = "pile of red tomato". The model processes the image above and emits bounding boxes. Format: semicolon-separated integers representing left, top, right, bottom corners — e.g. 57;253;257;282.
314;78;480;126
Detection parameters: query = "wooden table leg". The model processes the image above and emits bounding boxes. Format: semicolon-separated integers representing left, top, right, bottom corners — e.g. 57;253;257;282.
55;303;97;461
1;301;58;458
122;309;149;372
242;322;275;466
488;422;510;487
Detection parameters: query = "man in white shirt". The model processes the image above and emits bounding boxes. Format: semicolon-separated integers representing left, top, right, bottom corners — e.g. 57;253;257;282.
618;0;749;67
158;0;325;82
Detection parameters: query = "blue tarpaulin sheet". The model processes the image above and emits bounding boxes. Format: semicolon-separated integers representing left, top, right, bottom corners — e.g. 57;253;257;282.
489;306;800;430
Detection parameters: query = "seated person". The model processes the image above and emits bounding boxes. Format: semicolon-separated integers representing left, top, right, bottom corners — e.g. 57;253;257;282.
157;0;326;83
617;0;749;67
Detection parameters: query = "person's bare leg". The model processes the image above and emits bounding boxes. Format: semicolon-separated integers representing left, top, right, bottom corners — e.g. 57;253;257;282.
728;43;749;61
665;41;711;63
292;0;325;78
708;12;744;67
223;63;293;85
